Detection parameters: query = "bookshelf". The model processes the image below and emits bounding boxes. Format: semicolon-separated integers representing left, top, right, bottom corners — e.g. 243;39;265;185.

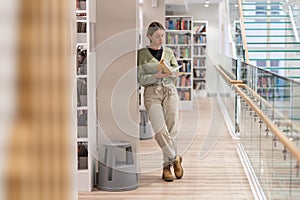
165;16;193;109
234;20;243;58
76;0;97;192
192;20;207;97
256;73;288;101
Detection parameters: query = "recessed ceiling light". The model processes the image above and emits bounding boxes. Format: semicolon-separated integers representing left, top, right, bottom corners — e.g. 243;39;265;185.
205;0;210;3
204;4;209;7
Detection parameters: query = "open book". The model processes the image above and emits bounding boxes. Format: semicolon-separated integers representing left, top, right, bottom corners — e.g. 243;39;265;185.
157;59;182;75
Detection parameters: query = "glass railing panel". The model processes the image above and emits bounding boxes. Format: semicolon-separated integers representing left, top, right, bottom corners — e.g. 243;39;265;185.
220;77;236;129
236;61;300;199
290;81;300;136
239;95;262;177
244;63;296;126
226;87;237;134
213;56;238;136
220;55;238;79
289;80;300;199
218;56;241;135
217;53;300;198
239;94;300;199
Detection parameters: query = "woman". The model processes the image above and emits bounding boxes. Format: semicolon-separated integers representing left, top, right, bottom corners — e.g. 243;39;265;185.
137;21;183;182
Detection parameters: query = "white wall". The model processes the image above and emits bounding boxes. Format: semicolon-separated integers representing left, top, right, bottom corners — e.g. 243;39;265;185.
174;4;221;63
219;0;231;58
141;0;165;47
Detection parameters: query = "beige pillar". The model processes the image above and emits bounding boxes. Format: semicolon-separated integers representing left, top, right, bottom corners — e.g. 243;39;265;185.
96;0;139;162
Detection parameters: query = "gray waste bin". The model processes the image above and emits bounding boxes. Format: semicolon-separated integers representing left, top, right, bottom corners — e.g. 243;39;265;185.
139;109;153;140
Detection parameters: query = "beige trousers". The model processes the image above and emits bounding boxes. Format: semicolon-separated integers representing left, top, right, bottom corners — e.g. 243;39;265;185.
144;84;179;167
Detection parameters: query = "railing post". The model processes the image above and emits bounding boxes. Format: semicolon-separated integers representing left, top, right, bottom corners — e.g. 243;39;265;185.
235;56;243;134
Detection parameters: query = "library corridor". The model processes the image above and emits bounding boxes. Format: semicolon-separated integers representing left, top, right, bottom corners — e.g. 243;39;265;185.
78;97;254;200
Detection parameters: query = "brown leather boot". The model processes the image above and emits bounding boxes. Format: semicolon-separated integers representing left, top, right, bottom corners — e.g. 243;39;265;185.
173;155;183;179
162;165;174;182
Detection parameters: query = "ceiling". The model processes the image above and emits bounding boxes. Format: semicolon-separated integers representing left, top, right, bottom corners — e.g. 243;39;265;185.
165;0;223;5
138;0;223;13
188;0;223;3
165;0;223;13
139;0;223;5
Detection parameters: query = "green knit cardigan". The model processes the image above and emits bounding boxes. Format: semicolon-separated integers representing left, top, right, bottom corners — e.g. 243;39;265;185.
137;46;179;87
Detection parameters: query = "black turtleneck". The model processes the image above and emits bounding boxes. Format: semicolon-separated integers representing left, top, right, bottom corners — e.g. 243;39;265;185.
148;46;163;61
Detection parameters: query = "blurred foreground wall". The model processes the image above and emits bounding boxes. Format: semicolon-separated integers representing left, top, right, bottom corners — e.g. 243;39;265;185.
1;0;76;199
